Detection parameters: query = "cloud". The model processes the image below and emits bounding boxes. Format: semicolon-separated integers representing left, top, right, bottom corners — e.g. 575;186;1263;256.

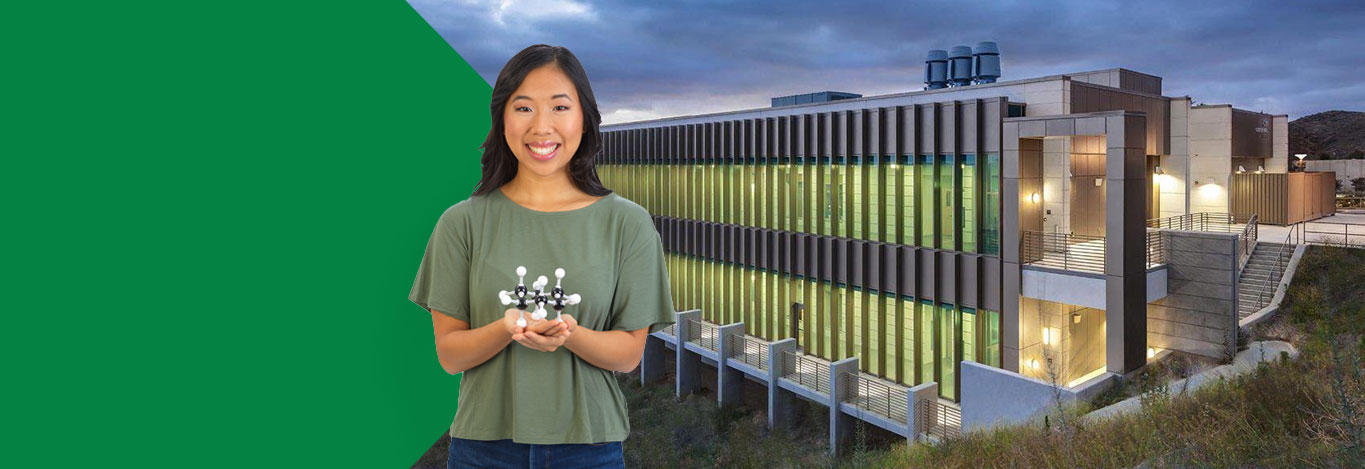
409;0;1365;122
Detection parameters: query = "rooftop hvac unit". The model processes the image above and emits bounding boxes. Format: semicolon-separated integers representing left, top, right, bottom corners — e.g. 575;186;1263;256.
973;41;1000;84
924;50;948;89
948;46;973;87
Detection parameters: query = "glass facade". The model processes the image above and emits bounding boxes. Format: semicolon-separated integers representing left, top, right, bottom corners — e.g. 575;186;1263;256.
601;123;1004;402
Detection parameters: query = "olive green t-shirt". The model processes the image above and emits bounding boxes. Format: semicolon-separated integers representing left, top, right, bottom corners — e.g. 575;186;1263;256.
408;188;676;444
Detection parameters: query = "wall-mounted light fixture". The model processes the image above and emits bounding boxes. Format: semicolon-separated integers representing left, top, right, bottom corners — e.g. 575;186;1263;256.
1042;327;1059;346
1094;178;1103;187
1072;313;1082;324
1237;165;1246;174
1030;192;1040;203
1153;165;1165;176
1256;165;1265;174
1029;358;1041;370
1147;347;1157;359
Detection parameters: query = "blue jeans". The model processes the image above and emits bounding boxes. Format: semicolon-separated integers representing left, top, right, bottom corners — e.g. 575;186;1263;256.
447;437;625;469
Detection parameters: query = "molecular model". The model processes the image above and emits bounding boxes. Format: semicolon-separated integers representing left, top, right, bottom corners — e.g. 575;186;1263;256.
497;266;582;328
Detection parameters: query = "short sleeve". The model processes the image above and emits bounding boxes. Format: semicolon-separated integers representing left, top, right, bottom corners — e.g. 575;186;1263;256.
408;207;471;322
607;215;676;333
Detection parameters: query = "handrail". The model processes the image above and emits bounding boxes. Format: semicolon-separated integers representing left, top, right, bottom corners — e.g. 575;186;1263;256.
1238;214;1259;270
841;371;911;423
726;333;769;370
1250;228;1294;314
781;350;830;394
1020;231;1106;273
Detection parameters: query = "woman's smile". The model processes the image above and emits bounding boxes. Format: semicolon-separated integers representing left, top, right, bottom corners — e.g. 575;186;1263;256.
527;141;560;161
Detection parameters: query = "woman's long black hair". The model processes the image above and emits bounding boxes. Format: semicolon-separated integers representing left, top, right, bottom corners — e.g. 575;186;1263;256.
472;44;611;197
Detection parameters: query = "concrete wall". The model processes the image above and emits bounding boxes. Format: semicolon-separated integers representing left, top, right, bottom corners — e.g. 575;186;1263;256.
1306;159;1365;188
1188;105;1234;213
960;361;1115;431
1162;98;1192;219
1146;230;1239;359
1269;115;1289;173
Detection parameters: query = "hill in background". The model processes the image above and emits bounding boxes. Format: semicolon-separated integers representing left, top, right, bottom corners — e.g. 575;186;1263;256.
1290;110;1365;160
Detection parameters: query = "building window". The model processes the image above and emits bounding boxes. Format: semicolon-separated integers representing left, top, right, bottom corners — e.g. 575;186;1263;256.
938;302;958;400
918;299;934;385
983;153;1002;256
962;154;977;253
939;154;956;251
919;155;935;247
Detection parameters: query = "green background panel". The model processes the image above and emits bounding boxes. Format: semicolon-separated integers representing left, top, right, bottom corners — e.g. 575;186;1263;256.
7;2;486;466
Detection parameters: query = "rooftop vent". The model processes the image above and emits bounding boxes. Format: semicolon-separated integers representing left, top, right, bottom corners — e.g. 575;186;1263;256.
925;42;1002;89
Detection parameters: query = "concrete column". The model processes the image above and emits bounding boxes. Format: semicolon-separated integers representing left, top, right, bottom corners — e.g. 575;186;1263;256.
716;322;746;408
675;310;702;397
908;382;938;441
767;338;798;431
640;332;668;386
1105;113;1148;373
828;357;859;458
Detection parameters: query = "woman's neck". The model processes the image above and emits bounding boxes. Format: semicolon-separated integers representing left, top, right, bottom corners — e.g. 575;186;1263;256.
500;168;594;211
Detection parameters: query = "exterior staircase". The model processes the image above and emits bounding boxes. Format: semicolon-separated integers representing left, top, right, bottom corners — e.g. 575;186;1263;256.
1237;242;1294;321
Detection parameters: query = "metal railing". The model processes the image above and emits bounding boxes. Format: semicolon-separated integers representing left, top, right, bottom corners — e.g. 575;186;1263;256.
1298;220;1365;247
1145;230;1166;266
780;351;830;394
1020;231;1106;273
660;323;676;337
1148;212;1257;269
1145;212;1251;232
916;398;962;440
726;333;769;371
1238;215;1259;269
841;372;910;423
1248;230;1294;317
685;318;719;351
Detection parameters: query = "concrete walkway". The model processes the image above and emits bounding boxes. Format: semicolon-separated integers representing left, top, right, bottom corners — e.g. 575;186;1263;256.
1256;209;1365;246
1085;341;1298;421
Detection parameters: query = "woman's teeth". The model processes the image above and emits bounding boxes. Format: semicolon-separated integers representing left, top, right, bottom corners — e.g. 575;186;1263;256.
529;144;558;158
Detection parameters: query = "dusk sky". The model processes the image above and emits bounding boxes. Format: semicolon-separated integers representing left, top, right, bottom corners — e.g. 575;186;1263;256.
410;0;1365;125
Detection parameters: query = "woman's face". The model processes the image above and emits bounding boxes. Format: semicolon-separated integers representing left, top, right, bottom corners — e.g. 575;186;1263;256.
503;64;583;180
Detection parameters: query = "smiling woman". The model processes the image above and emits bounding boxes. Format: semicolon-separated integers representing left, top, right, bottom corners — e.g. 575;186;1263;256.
408;44;675;469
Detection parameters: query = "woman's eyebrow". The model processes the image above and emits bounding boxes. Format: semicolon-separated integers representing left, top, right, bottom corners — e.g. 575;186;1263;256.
510;94;573;102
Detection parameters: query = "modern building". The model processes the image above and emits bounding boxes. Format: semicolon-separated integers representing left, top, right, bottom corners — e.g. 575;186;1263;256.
597;46;1307;449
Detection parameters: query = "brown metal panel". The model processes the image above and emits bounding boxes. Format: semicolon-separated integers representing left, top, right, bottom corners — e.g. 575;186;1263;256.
820;236;834;283
851;110;864;158
882;244;898;296
981;256;1001;311
835;238;849;285
849;240;865;289
960;100;978;154
938;250;957;304
882;106;898;157
899;246;917;297
918;248;936;302
833;111;847;158
867;243;882;292
940;102;957;154
866;108;880;158
919;104;936;156
960;253;979;308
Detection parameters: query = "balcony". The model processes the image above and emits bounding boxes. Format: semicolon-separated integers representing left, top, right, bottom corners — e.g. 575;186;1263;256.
1019;231;1170;308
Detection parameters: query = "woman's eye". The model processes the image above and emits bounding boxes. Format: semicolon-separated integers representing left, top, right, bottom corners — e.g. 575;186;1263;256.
555;105;571;111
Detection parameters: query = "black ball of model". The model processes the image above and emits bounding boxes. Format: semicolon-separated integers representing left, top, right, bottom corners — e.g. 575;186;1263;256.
498;266;582;328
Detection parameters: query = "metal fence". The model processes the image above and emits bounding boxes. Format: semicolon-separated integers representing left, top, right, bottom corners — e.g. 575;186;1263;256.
726;333;769;371
1020;231;1106;273
840;372;910;423
1298;220;1365;247
1145;212;1251;232
780;351;830;394
660;323;676;337
916;398;962;440
685;319;719;351
1145;230;1166;266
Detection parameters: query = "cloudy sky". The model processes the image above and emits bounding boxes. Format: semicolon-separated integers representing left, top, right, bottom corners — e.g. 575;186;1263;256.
410;0;1364;125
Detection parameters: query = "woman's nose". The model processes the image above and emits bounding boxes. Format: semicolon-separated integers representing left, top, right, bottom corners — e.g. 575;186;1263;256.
531;108;553;135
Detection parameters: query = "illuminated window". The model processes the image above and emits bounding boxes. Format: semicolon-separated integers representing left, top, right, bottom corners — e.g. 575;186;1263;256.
962;154;977;253
919;155;935;247
939;155;956;251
